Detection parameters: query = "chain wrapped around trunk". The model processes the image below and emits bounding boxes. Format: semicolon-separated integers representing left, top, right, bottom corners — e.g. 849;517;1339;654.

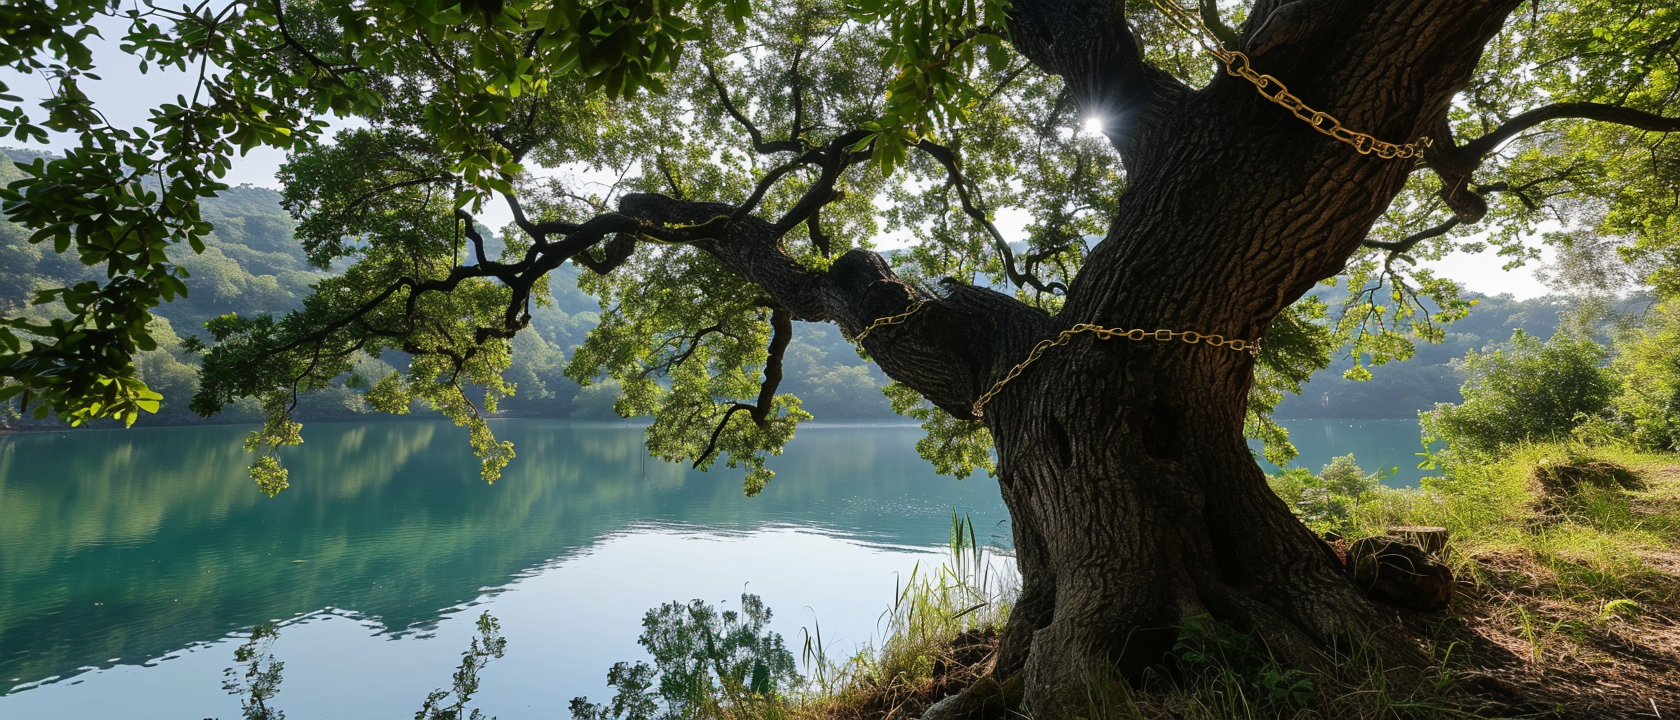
1149;0;1432;160
968;323;1260;417
848;302;1260;417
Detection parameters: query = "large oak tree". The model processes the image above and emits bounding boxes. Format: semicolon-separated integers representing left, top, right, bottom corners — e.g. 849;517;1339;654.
4;0;1678;715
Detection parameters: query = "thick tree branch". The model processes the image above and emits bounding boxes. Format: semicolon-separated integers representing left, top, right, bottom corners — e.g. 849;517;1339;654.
455;209;495;266
501;188;579;238
1427;102;1679;223
1237;0;1347;60
788;49;806;146
1197;0;1238;47
735;150;824;220
1457;102;1680;160
268;209;643;361
693;305;792;468
753;305;792;425
615;192;1051;419
574;233;637;274
1361;167;1582;257
805;207;832;257
1006;0;1186;163
254;118;1042;424
770;130;872;235
1361;218;1458;254
695;403;753;469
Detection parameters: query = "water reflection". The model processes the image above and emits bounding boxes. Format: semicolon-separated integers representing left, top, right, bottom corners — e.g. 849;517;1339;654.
1;416;1429;711
0;420;1008;696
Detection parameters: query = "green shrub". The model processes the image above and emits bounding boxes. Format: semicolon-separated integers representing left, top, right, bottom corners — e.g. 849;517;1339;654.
1267;454;1382;535
1610;300;1680;451
1420;329;1617;457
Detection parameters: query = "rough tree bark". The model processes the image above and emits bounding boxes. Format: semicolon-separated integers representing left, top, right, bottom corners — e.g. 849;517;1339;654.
608;0;1530;716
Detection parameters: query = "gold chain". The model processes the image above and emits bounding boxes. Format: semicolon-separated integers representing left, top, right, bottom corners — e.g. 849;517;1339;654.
970;324;1260;418
847;303;1261;418
1148;0;1430;160
853;300;928;342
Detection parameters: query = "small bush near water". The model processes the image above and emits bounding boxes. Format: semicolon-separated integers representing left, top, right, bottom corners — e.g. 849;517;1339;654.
1609;301;1680;452
1420;328;1619;458
573;513;1018;720
1266;454;1385;536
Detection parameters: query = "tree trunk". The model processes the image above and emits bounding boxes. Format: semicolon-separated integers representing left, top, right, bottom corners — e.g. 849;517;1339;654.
944;2;1526;712
980;336;1401;716
622;2;1530;715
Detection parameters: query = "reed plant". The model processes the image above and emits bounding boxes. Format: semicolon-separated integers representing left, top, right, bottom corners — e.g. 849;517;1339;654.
795;512;1017;718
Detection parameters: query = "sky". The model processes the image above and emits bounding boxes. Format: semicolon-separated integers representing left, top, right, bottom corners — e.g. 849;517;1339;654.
1;26;1556;300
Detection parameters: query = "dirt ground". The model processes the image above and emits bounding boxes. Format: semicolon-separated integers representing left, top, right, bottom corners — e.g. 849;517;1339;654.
1410;552;1680;718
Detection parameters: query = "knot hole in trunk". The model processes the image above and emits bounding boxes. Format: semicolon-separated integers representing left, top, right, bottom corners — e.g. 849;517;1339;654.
1045;416;1073;469
1141;400;1182;460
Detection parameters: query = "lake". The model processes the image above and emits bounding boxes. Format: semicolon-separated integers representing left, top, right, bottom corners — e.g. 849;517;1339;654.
0;417;1429;719
1256;418;1436;486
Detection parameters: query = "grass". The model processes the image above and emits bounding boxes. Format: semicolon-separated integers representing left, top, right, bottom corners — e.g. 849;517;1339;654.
1337;441;1680;714
774;443;1680;720
1345;442;1680;607
795;513;1017;720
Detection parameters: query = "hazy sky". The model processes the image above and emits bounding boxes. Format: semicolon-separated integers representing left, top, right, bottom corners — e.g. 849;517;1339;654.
2;29;1555;300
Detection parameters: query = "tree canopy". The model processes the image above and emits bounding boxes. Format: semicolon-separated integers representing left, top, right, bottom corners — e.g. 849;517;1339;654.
2;0;1677;492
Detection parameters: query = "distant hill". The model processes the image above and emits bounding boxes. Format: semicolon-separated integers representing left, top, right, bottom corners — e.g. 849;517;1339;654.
1275;293;1575;419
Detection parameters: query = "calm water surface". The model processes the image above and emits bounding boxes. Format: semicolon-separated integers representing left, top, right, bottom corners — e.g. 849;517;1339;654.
1257;418;1435;487
0;417;1426;719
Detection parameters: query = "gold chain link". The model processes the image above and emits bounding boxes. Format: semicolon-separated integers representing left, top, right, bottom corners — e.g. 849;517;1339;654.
847;304;1261;418
1147;0;1430;160
853;300;928;342
969;324;1260;418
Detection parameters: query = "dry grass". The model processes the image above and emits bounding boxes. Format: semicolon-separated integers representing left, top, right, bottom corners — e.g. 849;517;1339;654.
1399;448;1680;718
800;627;1001;720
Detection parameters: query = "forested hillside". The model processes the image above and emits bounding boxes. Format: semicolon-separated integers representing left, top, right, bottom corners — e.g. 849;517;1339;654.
1;150;896;425
1277;293;1568;418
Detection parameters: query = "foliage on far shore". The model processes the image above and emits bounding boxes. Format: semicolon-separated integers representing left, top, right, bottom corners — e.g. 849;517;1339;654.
1418;299;1680;464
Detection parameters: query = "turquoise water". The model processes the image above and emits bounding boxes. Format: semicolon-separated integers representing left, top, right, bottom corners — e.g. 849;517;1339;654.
1255;418;1435;488
0;417;1427;719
